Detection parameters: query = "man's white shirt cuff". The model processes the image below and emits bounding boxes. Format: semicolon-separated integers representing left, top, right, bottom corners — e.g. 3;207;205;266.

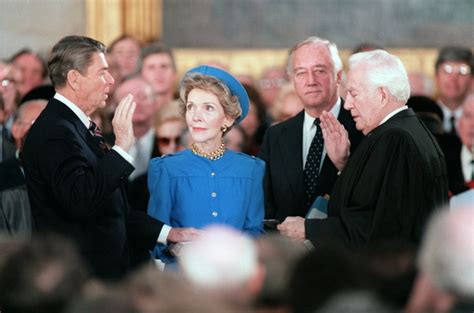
158;225;172;244
112;145;134;164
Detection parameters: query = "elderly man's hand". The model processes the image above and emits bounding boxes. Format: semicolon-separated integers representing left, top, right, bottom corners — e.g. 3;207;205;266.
277;216;306;241
112;94;136;152
167;227;202;243
320;110;351;171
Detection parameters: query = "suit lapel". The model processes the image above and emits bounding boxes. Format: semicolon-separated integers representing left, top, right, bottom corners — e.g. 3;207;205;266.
280;111;305;202
50;98;105;157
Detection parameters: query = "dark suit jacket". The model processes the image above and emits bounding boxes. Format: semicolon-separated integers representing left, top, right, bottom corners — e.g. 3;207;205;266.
0;156;32;237
23;98;163;280
258;100;363;222
437;134;470;195
306;109;449;247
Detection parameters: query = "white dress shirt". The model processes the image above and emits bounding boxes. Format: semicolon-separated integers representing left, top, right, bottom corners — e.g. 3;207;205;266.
302;98;341;170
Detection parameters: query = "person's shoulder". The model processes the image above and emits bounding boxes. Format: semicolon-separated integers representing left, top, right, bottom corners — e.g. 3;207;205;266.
230;151;265;168
268;111;304;133
150;150;189;166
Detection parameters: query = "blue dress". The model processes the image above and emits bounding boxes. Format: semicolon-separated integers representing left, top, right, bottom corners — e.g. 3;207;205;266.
147;149;265;263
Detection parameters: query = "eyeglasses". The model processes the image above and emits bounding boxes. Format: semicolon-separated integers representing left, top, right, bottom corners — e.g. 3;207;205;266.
158;136;181;146
441;64;471;76
1;78;16;87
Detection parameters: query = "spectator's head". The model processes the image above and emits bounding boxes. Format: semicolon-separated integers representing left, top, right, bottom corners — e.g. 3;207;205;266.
255;234;307;309
258;66;289;108
139;42;176;98
458;93;474;149
179;225;264;306
287;36;343;116
288;242;367;313
114;75;156;138
352;42;384;54
154;101;186;155
108;35;141;79
48;35;114;115
345;49;410;135
435;46;473;109
0;235;89;313
10;49;47;96
11;99;47;149
406;206;474;313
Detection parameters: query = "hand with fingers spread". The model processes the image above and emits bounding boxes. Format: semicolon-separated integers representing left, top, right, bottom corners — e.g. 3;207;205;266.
320;110;351;171
112;93;136;152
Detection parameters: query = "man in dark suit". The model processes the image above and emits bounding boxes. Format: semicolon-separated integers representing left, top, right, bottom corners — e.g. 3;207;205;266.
22;35;200;280
438;94;474;195
259;36;363;223
279;50;449;247
0;99;46;237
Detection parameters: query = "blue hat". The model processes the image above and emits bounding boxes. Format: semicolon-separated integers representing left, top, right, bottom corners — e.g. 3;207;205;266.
184;65;249;123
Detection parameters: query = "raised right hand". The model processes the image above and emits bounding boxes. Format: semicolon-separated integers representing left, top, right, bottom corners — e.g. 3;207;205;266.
112;94;136;151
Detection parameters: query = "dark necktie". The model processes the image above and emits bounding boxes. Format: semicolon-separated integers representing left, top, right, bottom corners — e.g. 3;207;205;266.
449;116;456;135
88;120;109;153
304;118;324;209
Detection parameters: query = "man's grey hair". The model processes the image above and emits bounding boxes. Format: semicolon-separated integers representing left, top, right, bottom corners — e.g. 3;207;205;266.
13;100;47;122
418;206;474;299
287;36;343;78
348;50;410;102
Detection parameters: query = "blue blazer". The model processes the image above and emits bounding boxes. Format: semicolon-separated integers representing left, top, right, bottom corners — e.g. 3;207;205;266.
148;149;265;262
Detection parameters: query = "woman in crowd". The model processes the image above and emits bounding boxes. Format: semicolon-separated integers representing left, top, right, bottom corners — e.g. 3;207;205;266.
147;65;265;265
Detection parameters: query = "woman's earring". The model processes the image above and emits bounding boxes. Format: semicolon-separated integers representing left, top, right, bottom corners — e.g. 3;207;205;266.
221;125;228;133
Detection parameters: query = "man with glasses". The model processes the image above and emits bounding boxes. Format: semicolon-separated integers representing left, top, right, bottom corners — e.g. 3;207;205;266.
435;46;473;135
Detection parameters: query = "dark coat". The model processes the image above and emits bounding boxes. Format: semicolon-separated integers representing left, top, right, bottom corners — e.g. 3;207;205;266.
23;98;163;280
258;100;363;222
306;109;449;247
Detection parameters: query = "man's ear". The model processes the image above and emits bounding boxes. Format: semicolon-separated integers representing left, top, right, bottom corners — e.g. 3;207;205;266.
67;70;80;91
336;70;342;85
379;86;390;106
11;121;21;142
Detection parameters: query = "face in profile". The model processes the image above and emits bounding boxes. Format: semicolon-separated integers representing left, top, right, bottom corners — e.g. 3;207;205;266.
344;65;383;135
76;52;115;114
185;88;233;149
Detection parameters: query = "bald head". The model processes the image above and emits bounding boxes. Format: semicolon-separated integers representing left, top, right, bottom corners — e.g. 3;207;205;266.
12;100;47;148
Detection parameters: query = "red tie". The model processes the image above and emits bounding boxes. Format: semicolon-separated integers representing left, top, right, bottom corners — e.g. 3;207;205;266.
88;120;109;153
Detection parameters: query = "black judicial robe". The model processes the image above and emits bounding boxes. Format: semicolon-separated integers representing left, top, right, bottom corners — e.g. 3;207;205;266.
305;109;449;247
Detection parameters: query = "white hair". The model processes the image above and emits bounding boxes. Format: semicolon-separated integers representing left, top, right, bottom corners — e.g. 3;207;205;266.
287;36;343;78
349;50;410;102
418;207;474;299
178;225;258;290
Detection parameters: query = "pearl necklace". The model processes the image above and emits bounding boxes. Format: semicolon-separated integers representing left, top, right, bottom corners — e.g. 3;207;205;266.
191;141;226;161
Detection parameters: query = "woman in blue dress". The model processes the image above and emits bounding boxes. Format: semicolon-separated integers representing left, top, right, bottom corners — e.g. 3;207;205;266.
147;65;265;264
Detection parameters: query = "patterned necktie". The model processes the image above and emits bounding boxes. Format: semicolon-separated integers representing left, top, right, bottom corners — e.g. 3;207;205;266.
88;120;109;153
304;118;324;209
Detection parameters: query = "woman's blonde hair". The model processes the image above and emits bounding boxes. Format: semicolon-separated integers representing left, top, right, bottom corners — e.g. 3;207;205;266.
179;73;242;131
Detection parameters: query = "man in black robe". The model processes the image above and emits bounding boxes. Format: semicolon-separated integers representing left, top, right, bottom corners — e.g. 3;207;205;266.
278;50;449;247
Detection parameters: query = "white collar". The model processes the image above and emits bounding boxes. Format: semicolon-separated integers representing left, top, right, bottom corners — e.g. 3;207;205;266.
54;92;90;129
379;106;408;126
437;100;464;118
304;98;342;131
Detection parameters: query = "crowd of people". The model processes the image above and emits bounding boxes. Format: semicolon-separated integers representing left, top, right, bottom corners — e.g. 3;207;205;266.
0;33;473;313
